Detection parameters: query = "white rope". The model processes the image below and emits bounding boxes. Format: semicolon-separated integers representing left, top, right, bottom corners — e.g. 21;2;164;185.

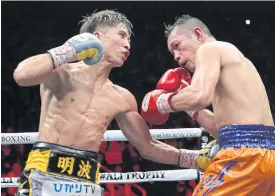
1;128;202;145
1;169;199;188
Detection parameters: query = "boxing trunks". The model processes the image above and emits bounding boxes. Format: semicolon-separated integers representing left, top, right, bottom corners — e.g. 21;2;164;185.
16;142;103;196
193;124;275;196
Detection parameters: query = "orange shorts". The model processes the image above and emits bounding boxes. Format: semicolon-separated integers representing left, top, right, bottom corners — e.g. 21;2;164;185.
193;124;275;196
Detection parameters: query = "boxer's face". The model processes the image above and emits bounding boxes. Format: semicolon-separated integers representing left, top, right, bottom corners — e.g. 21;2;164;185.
167;26;201;73
96;23;131;67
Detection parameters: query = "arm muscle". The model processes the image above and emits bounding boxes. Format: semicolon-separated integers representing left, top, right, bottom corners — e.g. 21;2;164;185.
116;89;180;165
13;54;58;86
170;43;221;111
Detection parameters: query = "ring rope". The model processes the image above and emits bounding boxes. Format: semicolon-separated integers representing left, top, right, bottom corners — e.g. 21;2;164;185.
1;169;201;188
1;128;202;145
1;128;204;188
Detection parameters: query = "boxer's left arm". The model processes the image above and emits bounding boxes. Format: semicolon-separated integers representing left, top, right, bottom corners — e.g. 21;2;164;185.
169;43;221;111
195;109;218;138
116;89;219;169
115;89;181;166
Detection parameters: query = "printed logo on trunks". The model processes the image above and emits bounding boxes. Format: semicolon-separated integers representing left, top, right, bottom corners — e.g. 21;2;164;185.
194;161;236;196
42;182;102;196
47;151;98;182
57;157;75;175
57;158;92;179
77;160;92;179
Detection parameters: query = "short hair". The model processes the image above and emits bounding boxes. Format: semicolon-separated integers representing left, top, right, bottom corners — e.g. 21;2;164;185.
164;15;212;38
79;10;133;36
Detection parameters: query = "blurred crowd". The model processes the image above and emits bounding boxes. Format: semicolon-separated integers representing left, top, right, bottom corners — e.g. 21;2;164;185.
2;1;275;196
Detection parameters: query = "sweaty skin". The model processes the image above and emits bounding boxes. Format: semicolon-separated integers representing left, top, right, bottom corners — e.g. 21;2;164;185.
13;24;182;166
38;63;131;151
209;42;273;127
167;31;274;137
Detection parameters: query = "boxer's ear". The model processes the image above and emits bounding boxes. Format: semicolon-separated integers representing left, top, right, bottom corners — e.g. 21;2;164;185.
193;27;203;43
94;31;101;40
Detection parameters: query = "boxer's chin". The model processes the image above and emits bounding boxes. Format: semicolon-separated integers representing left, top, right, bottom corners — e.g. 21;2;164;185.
113;60;124;68
182;61;195;73
111;57;124;67
179;62;188;70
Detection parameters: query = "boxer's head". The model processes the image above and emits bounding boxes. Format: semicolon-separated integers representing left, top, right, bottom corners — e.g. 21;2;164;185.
165;15;213;72
79;10;133;67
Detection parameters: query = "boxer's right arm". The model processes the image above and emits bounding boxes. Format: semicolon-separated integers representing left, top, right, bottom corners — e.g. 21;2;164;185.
14;33;103;86
13;54;58;86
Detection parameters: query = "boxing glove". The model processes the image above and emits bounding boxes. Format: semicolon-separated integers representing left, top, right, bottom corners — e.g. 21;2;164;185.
141;68;191;124
156;67;192;92
157;68;199;120
197;140;220;170
178;140;220;170
48;33;103;68
141;89;175;125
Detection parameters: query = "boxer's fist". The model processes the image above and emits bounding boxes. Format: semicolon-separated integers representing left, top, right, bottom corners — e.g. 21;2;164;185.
66;33;103;65
141;89;175;125
156;68;199;120
48;33;103;68
198;140;220;170
178;140;219;169
156;67;192;92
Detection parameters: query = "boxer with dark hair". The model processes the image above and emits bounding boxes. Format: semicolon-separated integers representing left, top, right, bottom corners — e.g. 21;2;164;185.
141;14;275;195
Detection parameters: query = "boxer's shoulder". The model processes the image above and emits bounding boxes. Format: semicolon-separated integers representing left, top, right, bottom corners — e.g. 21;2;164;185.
48;63;73;81
197;41;243;67
196;41;221;59
40;65;73;88
215;41;242;55
113;84;134;99
216;41;244;66
40;63;86;93
198;41;239;54
58;62;85;75
113;84;138;112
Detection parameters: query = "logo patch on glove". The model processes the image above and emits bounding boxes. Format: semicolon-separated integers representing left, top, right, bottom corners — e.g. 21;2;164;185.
142;93;151;112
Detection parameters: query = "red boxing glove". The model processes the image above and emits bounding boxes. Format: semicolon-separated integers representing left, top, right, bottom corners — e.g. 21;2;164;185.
156;67;192;92
141;89;176;125
156;67;199;120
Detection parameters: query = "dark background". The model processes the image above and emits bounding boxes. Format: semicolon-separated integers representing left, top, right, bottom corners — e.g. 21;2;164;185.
2;1;275;196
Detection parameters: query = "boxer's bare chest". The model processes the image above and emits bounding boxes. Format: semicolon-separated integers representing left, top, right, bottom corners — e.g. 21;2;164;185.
43;71;128;124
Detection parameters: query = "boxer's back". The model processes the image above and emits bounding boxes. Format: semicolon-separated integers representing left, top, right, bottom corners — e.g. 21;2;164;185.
212;42;274;128
38;63;131;151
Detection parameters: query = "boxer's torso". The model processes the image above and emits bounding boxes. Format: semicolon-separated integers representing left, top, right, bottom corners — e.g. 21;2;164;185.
38;63;131;151
211;41;274;129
